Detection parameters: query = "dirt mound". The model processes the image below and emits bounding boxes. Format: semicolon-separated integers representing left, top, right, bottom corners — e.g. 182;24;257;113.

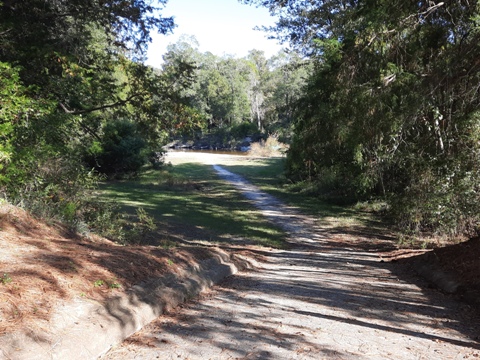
0;204;223;336
395;236;480;307
424;236;479;288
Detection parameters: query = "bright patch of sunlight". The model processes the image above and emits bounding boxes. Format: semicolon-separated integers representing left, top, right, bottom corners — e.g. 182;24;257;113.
117;199;150;207
246;226;283;235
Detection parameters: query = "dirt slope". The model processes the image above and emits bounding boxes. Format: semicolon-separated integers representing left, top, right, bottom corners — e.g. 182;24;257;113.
0;204;229;337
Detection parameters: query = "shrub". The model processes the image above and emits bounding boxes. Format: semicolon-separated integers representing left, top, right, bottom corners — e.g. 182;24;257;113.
148;151;165;169
249;135;288;157
1;144;128;240
390;163;480;238
85;119;148;177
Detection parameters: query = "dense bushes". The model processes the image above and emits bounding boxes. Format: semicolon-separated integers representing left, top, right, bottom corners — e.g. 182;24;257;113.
84;120;148;177
0;1;177;237
254;0;480;239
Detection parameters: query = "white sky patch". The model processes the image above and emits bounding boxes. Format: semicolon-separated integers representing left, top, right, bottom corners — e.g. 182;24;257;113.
146;0;283;66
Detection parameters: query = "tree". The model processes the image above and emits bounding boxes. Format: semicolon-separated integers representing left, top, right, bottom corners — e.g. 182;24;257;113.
0;0;185;223
189;52;251;128
262;51;311;139
244;0;480;237
157;37;307;144
245;50;271;130
85;119;147;176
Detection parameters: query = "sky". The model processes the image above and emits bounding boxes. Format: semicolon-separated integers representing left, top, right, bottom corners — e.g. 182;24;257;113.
145;0;284;67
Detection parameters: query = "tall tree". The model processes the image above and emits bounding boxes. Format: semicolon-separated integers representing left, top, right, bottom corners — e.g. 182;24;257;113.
244;0;480;236
245;50;271;130
263;51;311;138
0;0;183;214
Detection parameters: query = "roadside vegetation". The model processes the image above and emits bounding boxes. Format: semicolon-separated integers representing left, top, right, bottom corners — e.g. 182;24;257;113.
244;0;480;241
100;162;288;249
1;1;478;246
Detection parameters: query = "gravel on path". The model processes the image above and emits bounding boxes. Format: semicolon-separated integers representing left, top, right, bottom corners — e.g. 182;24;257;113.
102;161;480;360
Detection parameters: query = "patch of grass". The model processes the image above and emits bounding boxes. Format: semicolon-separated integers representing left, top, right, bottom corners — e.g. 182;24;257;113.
93;279;104;287
222;158;391;235
157;239;178;249
1;273;12;285
100;163;288;248
93;279;121;289
108;280;121;289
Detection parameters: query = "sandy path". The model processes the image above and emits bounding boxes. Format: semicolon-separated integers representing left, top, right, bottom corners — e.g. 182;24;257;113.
101;152;480;359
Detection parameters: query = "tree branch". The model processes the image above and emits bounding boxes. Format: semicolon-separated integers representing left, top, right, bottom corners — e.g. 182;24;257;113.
77;121;102;142
402;2;445;26
0;29;12;36
58;93;144;115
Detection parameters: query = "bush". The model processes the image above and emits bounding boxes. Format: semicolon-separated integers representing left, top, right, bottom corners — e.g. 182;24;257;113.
125;207;157;244
3;146;107;223
230;122;258;140
85;119;148;177
148;151;165;169
249;135;289;157
82;199;126;241
390;163;480;238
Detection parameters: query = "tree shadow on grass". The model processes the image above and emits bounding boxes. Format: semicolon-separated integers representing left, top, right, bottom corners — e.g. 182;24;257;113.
101;163;289;249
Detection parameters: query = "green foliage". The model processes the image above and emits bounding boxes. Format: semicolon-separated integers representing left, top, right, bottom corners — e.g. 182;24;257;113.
0;63;20;178
93;279;121;289
1;273;12;285
3;146;110;228
250;0;480;238
0;62;50;185
230;122;258;139
85;119;148;177
0;1;194;236
108;281;122;289
126;207;157;244
93;280;105;287
161;38;308;139
81;199;126;240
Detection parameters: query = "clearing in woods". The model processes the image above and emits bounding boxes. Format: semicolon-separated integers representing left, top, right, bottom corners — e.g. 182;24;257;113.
101;152;480;360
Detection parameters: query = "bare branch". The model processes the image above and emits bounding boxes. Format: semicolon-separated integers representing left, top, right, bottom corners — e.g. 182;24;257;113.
58;93;143;115
0;29;12;36
402;2;445;26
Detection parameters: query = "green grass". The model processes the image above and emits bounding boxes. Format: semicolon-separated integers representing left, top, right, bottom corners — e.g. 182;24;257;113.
100;154;393;249
221;157;390;234
100;163;288;248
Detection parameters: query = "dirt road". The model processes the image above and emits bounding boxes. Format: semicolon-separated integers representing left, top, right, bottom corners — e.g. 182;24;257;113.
101;152;479;359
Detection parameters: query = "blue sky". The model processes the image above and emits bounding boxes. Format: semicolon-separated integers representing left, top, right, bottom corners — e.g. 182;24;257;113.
146;0;283;66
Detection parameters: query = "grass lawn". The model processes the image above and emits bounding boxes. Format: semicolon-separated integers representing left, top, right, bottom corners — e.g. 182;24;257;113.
100;161;288;248
100;152;392;249
220;156;390;235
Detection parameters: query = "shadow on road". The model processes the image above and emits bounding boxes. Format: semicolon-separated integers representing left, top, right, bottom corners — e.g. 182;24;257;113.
104;242;479;359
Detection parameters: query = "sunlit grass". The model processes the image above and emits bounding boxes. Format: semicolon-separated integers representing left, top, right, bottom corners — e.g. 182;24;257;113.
100;162;288;248
101;152;393;249
219;157;390;234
